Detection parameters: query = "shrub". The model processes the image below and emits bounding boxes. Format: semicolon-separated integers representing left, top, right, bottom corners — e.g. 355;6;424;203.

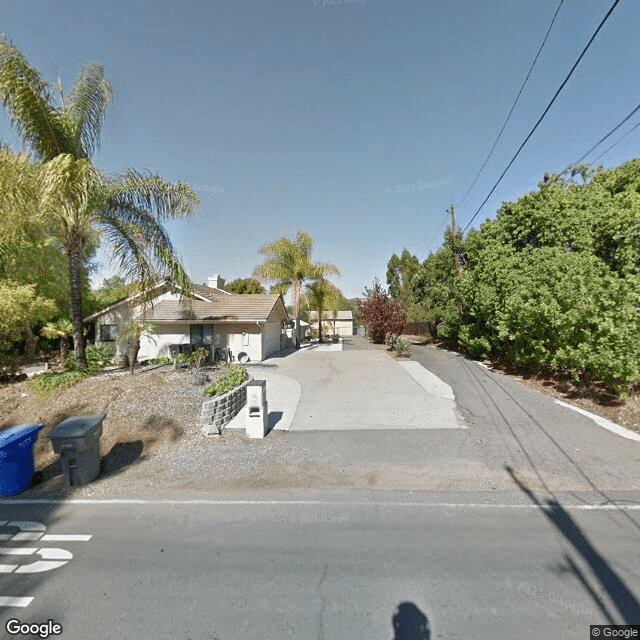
173;353;189;366
395;338;411;357
28;369;90;395
190;347;209;368
203;364;248;396
150;356;172;365
65;344;114;372
357;294;407;343
331;334;340;343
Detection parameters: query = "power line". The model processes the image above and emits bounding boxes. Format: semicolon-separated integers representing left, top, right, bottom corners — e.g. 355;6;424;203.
425;219;446;253
462;0;621;233
558;100;640;173
457;0;565;206
592;118;640;164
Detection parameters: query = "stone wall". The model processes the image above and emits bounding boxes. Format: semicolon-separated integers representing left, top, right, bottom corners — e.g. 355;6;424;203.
200;377;252;435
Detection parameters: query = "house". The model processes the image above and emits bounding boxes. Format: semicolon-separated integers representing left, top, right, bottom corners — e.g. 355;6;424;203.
84;275;289;363
308;310;354;337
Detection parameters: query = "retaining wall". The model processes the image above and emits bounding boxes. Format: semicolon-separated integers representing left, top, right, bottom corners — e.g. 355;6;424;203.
201;377;252;434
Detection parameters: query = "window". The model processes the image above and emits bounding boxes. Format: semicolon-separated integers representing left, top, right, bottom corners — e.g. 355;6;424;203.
191;324;214;344
190;325;202;344
100;324;117;342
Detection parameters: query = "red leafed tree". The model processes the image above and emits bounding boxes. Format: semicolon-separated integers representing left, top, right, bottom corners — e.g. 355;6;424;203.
357;294;407;344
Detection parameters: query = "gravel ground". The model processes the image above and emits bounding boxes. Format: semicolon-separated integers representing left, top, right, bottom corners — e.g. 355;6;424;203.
1;362;340;499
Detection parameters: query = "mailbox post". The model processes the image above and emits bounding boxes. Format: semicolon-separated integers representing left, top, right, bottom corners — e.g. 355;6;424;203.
245;380;268;439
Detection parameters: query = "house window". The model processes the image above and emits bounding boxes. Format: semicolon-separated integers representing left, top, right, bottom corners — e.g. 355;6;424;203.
191;324;214;344
190;325;202;344
100;324;117;342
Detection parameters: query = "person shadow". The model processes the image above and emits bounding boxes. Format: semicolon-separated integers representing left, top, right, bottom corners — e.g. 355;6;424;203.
392;602;431;640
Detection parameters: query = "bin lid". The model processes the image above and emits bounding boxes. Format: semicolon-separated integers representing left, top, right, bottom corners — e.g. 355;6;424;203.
0;423;45;449
49;413;106;439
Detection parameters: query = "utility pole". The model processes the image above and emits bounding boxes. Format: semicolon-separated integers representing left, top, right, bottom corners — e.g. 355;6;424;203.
449;204;461;274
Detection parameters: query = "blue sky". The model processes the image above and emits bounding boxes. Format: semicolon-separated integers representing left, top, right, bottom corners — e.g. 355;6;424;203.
2;0;639;299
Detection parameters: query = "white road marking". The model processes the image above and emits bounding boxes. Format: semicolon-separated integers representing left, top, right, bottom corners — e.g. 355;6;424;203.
11;533;43;541
0;522;90;607
0;547;35;556
41;534;92;542
0;547;72;574
555;399;640;442
0;597;34;607
0;498;639;511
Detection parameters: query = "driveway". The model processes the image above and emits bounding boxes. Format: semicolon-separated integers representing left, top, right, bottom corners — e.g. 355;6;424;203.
239;336;463;432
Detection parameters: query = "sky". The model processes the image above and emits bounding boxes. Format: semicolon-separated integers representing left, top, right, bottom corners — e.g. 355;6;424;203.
2;0;639;300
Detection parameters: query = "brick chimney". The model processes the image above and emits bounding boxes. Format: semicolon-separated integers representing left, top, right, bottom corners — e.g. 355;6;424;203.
207;274;225;290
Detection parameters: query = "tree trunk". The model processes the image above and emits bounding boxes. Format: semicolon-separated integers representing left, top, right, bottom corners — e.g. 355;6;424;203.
60;336;69;361
129;337;140;375
293;279;301;348
23;325;38;362
67;235;87;370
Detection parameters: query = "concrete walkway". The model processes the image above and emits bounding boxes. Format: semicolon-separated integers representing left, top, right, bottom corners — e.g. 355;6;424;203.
226;339;463;432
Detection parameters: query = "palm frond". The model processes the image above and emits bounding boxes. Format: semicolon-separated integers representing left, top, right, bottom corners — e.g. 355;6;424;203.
97;200;193;300
106;170;201;221
63;63;112;158
0;148;41;224
0;38;69;160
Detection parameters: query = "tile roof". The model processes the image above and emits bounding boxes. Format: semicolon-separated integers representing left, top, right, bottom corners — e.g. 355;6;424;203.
147;295;285;322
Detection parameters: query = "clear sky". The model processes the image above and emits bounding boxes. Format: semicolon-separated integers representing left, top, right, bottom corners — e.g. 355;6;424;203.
2;0;639;299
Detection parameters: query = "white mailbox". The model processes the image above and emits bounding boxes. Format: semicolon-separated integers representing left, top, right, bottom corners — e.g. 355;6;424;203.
245;380;268;439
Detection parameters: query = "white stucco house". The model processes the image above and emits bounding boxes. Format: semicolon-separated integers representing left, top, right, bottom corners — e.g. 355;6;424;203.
84;275;289;364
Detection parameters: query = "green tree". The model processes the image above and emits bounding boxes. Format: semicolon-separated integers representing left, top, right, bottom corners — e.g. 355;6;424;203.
447;159;640;391
41;318;74;360
386;249;420;308
253;230;339;345
225;277;265;294
0;40;200;369
85;275;137;316
0;280;56;374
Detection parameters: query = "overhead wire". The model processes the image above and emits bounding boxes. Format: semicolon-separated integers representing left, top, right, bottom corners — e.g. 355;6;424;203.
557;101;640;172
592;119;640;164
457;0;565;207
462;0;621;233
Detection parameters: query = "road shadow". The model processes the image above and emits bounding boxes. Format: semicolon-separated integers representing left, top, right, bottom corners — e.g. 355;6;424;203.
392;601;430;640
506;465;640;624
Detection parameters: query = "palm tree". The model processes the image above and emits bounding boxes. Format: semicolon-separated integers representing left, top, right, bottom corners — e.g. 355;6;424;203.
41;319;74;361
0;39;200;368
252;231;339;347
304;278;342;342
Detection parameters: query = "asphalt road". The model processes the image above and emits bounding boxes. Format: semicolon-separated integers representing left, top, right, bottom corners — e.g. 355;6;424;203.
1;493;639;639
1;337;640;638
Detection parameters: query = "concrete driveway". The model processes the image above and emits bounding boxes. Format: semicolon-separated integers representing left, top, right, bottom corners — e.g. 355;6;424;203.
239;338;464;431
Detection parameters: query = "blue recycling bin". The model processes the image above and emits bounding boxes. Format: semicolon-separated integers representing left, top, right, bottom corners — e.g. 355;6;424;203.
0;423;44;496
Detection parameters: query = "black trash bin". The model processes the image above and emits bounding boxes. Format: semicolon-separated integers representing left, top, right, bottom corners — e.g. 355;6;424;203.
48;413;105;486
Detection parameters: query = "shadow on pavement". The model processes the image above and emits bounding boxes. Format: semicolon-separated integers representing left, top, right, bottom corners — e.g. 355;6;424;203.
507;465;640;624
392;601;431;639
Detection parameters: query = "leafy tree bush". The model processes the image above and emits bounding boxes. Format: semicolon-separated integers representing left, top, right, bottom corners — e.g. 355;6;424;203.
357;294;407;344
225;278;265;294
203;364;248;396
0;280;56;375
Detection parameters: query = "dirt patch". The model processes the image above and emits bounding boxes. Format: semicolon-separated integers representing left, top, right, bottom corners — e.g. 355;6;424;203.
0;364;227;476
